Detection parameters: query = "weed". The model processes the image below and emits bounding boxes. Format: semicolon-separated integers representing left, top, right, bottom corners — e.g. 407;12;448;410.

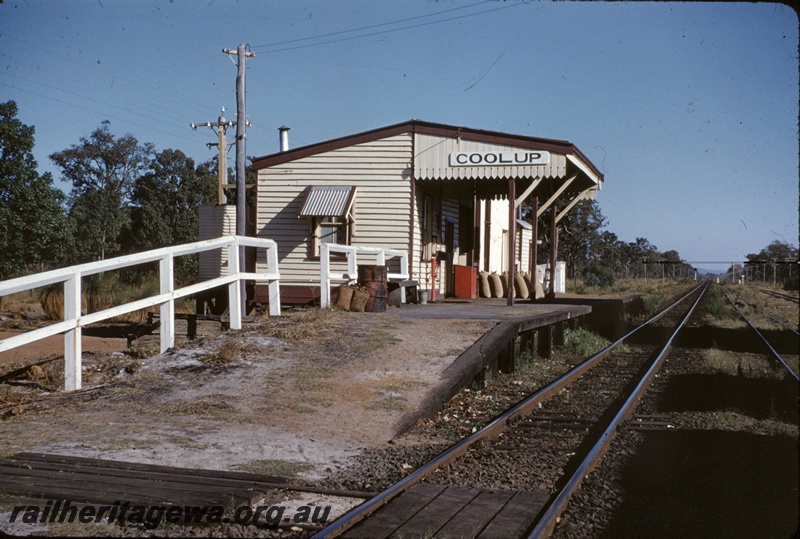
704;286;738;322
515;347;533;370
642;294;662;316
562;328;610;358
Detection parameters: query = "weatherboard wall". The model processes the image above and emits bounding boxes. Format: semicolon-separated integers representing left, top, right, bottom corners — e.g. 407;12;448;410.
198;205;236;280
255;133;413;284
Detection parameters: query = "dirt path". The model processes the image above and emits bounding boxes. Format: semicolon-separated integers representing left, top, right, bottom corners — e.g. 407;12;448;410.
0;330;128;367
0;311;494;480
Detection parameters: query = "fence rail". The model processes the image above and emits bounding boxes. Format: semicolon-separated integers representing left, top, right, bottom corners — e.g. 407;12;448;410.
0;235;281;391
320;244;409;308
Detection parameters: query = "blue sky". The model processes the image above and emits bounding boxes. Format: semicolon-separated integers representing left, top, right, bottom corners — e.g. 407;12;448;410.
1;0;797;270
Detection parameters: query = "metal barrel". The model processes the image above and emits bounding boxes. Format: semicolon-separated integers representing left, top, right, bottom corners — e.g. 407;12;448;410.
358;265;388;312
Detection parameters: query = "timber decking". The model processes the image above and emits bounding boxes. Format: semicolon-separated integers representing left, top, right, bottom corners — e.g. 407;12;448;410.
342;483;549;539
0;452;370;507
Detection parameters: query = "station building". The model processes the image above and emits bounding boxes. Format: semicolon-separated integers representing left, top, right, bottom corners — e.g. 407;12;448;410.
205;120;603;307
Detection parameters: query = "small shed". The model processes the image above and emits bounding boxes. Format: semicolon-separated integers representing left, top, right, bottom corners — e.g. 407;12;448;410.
250;120;603;304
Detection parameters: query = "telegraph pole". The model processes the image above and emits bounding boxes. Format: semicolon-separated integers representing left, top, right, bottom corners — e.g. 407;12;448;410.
223;44;255;317
190;108;235;205
223;44;254;241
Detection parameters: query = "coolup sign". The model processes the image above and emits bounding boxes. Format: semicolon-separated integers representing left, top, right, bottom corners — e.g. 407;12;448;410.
449;150;550;167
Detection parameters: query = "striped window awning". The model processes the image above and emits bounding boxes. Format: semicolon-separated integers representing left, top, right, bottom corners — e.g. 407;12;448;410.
298;186;356;218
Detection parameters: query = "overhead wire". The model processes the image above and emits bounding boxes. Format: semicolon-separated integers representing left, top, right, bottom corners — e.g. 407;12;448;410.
0;37;234;154
0;34;281;151
0;81;203;147
1;2;527;157
3;35;216;115
3;68;195;130
251;1;523;54
251;0;492;50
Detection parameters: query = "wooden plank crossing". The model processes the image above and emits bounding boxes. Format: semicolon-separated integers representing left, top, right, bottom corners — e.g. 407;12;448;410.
0;452;296;507
343;483;550;539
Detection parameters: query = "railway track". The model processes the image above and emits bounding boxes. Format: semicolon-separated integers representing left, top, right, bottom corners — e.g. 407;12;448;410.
727;291;799;336
721;287;799;382
755;286;800;304
312;283;708;538
552;284;799;538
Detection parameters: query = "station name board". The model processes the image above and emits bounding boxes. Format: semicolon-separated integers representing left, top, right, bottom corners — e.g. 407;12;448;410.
449;150;550;167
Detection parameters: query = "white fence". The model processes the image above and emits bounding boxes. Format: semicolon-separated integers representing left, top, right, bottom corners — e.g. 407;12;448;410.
534;261;567;294
320;244;409;308
0;235;281;391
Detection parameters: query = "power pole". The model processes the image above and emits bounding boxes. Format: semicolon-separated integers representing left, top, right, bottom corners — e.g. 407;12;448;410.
223;44;255;317
190;107;235;205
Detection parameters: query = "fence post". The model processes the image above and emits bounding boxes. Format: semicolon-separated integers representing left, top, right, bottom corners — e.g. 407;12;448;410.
64;273;82;391
320;243;331;308
400;252;408;303
228;239;242;329
160;253;175;352
347;248;357;281
267;243;281;316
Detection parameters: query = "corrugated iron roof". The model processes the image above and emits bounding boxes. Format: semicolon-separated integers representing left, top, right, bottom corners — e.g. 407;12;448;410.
251;119;603;184
298;186;356;218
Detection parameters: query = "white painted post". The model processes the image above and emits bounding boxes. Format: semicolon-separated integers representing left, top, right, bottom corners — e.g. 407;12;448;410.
347;248;357;282
63;273;82;391
400;251;408;304
159;253;175;352
228;240;242;329
267;243;281;316
320;243;331;308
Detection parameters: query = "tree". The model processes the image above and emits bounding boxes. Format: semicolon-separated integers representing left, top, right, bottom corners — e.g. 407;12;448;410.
0;101;69;278
130;150;217;283
745;240;798;288
50;121;154;262
537;198;607;280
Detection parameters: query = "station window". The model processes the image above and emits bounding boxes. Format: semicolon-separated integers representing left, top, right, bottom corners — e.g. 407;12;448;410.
312;215;350;256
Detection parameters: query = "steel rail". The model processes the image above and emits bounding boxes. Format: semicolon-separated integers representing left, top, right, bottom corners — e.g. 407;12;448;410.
527;281;708;538
311;282;706;539
756;287;800;304
725;287;799;337
721;288;800;382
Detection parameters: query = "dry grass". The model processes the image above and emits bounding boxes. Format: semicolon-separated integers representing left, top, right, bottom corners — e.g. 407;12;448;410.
704;349;776;378
255;307;344;340
199;340;256;366
253;308;400;364
29;274;195;324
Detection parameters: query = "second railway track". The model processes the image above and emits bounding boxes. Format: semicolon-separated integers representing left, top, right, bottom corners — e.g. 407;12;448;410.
314;283;710;538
